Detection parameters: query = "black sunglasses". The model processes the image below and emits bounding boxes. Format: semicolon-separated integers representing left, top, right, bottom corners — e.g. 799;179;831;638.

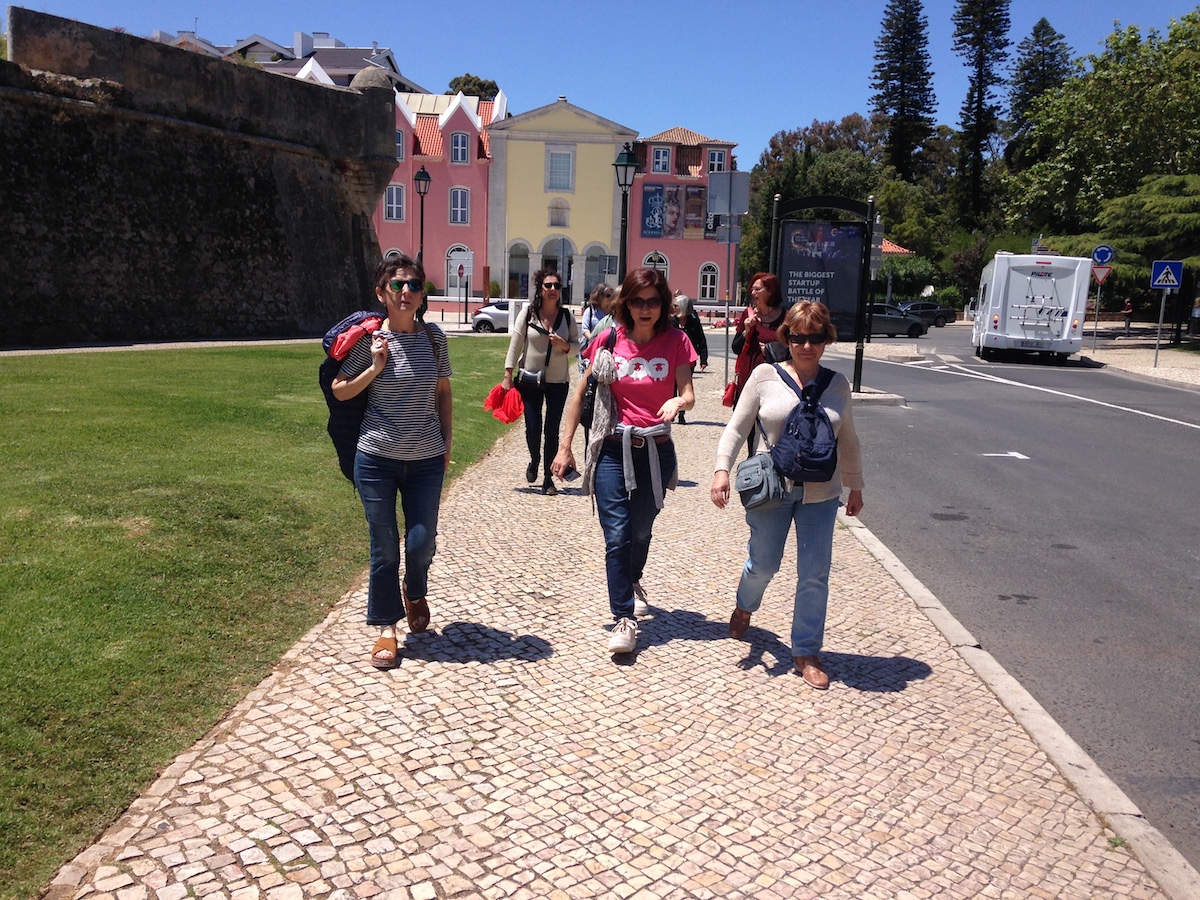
787;332;827;345
542;281;562;290
388;277;424;293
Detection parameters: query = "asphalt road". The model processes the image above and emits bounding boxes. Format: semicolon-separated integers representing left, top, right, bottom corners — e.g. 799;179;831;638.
826;326;1200;872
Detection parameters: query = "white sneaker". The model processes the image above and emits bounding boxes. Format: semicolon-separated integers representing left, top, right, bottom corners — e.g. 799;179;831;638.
607;617;639;653
632;581;649;617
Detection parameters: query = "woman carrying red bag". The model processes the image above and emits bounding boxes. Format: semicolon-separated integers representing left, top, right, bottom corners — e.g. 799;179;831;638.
728;273;787;452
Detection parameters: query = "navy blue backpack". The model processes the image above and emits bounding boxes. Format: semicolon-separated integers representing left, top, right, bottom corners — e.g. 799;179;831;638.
319;311;384;482
769;364;838;483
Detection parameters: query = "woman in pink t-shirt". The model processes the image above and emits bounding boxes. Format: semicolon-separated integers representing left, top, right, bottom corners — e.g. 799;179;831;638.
552;268;697;656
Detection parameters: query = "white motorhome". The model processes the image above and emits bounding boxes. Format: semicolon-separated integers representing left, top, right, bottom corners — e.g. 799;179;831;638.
972;252;1091;362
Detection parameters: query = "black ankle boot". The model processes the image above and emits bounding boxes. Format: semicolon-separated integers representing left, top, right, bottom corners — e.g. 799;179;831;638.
542;476;557;496
525;460;538;483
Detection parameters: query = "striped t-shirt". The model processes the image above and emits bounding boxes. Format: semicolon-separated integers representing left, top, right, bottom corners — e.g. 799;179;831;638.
339;323;451;461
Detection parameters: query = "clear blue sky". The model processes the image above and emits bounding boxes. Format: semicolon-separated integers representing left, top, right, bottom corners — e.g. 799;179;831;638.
11;1;1193;166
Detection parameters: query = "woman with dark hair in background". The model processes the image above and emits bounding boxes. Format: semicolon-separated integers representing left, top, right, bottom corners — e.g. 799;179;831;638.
502;268;579;495
332;254;452;669
551;268;697;655
730;272;787;451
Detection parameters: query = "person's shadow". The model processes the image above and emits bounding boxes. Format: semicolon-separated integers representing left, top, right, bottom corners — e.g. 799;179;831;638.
399;621;552;664
621;614;932;691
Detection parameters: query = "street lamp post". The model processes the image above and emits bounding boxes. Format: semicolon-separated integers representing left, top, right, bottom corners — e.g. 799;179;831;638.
414;165;431;265
612;142;637;282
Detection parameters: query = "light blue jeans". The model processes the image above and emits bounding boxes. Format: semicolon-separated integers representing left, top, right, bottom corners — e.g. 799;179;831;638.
735;489;840;656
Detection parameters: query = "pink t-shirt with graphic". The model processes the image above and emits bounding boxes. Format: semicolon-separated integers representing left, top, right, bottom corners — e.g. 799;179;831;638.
585;326;698;428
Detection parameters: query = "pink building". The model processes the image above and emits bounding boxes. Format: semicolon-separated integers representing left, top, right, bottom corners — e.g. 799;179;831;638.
627;128;738;305
373;92;506;296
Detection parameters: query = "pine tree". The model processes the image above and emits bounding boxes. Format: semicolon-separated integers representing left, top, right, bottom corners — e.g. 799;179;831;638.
952;0;1011;227
870;0;937;183
1009;19;1072;134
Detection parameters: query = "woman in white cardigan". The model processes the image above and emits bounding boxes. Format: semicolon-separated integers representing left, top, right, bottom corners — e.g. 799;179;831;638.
710;300;864;690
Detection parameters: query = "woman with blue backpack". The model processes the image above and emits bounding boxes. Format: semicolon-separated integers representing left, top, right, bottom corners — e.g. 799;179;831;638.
330;254;452;670
709;300;864;690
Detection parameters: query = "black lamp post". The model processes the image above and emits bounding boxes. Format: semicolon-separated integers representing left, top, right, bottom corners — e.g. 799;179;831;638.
413;165;431;265
612;142;637;281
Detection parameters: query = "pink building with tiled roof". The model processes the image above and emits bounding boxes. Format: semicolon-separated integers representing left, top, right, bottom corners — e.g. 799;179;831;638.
629;127;738;304
373;91;506;293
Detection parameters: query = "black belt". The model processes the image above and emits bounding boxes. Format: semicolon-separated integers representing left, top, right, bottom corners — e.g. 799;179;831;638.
605;435;670;449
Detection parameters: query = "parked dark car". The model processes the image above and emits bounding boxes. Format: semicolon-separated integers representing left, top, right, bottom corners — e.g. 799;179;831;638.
869;303;927;338
471;301;510;333
902;300;958;327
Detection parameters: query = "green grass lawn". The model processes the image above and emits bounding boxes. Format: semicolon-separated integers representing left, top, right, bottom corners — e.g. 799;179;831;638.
0;336;512;900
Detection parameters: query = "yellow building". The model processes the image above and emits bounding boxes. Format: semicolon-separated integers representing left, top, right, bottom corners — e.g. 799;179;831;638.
486;96;636;301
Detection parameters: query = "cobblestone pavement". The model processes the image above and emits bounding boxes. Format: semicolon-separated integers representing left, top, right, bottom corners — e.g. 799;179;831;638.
48;360;1181;900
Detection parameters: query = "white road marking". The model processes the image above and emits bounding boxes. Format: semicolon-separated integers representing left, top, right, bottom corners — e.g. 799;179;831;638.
982;451;1031;459
873;358;1200;431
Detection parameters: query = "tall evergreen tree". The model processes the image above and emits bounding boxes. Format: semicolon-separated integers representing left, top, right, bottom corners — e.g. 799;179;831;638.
952;0;1011;227
870;0;937;183
1009;18;1072;134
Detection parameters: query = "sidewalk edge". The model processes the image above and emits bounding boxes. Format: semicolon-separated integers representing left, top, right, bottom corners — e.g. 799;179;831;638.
839;511;1200;900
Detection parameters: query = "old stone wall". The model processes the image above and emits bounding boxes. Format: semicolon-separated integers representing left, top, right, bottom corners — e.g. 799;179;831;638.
0;8;397;347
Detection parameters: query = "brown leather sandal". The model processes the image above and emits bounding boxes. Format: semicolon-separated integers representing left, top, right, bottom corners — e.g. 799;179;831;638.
404;591;430;633
370;635;398;669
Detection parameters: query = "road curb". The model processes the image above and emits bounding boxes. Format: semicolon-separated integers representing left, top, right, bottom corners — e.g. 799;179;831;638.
839;511;1200;900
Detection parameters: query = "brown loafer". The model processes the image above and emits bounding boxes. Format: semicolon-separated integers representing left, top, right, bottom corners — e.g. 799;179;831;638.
403;584;430;634
729;608;752;639
795;655;829;690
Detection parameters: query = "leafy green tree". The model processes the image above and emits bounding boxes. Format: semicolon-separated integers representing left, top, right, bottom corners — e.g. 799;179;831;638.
806;149;881;201
1006;12;1200;233
447;73;499;100
871;0;937;182
952;0;1011;228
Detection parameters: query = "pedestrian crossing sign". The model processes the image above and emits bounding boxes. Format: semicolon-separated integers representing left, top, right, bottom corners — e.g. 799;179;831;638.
1151;260;1183;289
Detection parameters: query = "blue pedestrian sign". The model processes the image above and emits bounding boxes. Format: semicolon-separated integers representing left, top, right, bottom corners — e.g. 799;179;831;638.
1092;245;1115;265
1151;260;1183;290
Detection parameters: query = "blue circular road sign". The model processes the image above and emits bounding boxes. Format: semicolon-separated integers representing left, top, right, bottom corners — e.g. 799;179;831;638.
1092;244;1115;265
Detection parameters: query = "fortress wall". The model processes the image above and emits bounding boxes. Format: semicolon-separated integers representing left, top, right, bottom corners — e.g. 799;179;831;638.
1;8;397;346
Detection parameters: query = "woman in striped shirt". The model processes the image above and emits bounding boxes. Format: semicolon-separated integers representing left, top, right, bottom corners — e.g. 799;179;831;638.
332;255;453;669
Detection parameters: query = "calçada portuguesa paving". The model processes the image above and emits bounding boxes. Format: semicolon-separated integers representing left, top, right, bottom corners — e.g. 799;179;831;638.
48;368;1177;900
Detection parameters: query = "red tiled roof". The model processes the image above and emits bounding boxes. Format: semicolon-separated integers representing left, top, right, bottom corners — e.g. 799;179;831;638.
882;238;914;255
642;126;733;147
414;117;441;157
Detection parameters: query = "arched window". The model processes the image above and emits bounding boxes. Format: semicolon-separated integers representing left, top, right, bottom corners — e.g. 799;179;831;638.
445;244;471;292
699;263;719;302
450;132;469;164
643;252;669;282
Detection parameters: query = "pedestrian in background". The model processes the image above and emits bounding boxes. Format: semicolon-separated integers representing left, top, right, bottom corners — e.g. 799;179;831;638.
1122;296;1134;337
730;273;787;452
502;269;579;495
331;254;452;669
671;291;708;424
710;300;864;690
552;267;697;655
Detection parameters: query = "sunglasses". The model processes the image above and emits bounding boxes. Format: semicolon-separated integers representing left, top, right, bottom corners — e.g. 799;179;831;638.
388;277;424;293
542;282;562;290
627;296;661;310
787;332;827;345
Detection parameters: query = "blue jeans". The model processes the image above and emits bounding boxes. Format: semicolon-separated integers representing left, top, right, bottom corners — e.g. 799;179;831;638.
593;439;677;621
354;451;445;627
517;381;569;472
736;489;840;656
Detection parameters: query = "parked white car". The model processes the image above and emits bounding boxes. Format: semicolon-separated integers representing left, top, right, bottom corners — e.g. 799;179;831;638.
471;301;510;333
